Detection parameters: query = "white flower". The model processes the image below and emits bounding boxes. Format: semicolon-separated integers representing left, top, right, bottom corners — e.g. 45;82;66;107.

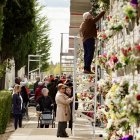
106;119;113;129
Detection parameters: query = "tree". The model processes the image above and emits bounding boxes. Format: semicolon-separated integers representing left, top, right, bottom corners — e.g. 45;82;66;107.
3;0;36;76
53;63;61;75
0;0;7;89
46;62;61;75
34;2;51;72
28;2;51;73
11;0;51;76
0;0;36;89
0;0;51;89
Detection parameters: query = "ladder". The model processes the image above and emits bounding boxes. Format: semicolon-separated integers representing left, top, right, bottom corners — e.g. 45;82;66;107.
72;36;98;139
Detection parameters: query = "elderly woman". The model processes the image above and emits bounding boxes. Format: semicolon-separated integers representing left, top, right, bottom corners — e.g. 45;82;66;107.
55;84;73;137
80;10;105;74
37;88;53;128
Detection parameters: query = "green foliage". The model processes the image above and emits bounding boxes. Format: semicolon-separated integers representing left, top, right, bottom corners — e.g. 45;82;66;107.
0;0;7;6
0;0;51;79
47;62;61;75
1;0;37;76
90;0;100;16
98;0;110;10
0;90;12;134
90;0;110;15
0;6;4;51
34;2;51;72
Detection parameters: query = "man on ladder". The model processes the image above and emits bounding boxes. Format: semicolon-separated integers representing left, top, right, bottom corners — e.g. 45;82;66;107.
80;10;105;74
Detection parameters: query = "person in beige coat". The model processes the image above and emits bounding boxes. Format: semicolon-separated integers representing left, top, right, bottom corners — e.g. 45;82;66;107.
55;84;73;137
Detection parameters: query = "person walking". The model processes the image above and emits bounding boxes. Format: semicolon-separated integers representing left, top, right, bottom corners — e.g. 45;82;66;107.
37;88;53;128
55;84;73;137
80;10;105;74
20;82;29;119
12;84;23;130
33;76;40;93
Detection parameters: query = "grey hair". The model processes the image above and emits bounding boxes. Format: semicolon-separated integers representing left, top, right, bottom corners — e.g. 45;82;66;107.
83;12;91;21
41;88;49;94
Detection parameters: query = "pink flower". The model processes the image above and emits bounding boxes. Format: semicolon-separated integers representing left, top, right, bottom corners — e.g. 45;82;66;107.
102;34;107;39
103;53;107;57
107;60;114;69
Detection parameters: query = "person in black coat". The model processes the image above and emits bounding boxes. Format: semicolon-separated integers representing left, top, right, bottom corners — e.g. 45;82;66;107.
33;76;40;93
37;88;53;128
65;86;78;132
12;84;23;130
20;82;29;118
47;79;59;117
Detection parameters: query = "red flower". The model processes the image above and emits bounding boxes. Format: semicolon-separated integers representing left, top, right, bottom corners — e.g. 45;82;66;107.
128;47;132;51
121;48;128;56
125;16;129;21
135;45;140;51
106;16;111;21
136;94;140;101
111;55;118;63
102;34;107;39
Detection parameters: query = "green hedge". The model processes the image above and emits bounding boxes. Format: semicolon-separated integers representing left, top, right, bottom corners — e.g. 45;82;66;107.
0;90;12;134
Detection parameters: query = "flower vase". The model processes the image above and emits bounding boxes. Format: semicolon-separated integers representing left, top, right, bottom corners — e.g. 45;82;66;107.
137;65;140;74
106;68;112;76
138;4;140;18
116;68;125;76
124;65;132;75
136;118;140;127
126;27;130;35
128;18;135;31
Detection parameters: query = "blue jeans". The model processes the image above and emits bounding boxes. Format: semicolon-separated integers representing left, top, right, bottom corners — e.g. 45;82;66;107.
83;38;95;71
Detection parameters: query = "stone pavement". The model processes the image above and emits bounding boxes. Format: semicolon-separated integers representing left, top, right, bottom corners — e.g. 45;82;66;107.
8;107;106;140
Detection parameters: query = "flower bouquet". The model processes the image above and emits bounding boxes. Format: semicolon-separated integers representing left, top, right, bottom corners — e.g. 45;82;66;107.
125;93;140;123
108;16;124;32
123;3;137;31
129;43;140;73
123;3;137;20
98;78;112;99
98;31;108;42
96;53;108;68
107;53;120;70
119;43;133;71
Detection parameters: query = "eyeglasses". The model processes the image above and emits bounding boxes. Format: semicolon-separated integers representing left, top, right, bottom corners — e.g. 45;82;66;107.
61;88;65;89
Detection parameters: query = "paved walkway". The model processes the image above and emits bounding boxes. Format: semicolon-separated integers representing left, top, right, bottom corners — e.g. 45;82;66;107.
8;107;105;140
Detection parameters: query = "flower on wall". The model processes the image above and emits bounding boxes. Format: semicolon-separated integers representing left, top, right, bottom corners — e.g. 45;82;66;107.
98;78;140;139
123;3;137;19
130;0;138;7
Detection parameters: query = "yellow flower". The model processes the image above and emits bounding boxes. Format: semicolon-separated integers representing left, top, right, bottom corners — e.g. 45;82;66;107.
110;113;116;120
110;84;119;92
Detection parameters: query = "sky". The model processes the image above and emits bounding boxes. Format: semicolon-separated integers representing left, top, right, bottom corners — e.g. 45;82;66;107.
38;0;70;63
